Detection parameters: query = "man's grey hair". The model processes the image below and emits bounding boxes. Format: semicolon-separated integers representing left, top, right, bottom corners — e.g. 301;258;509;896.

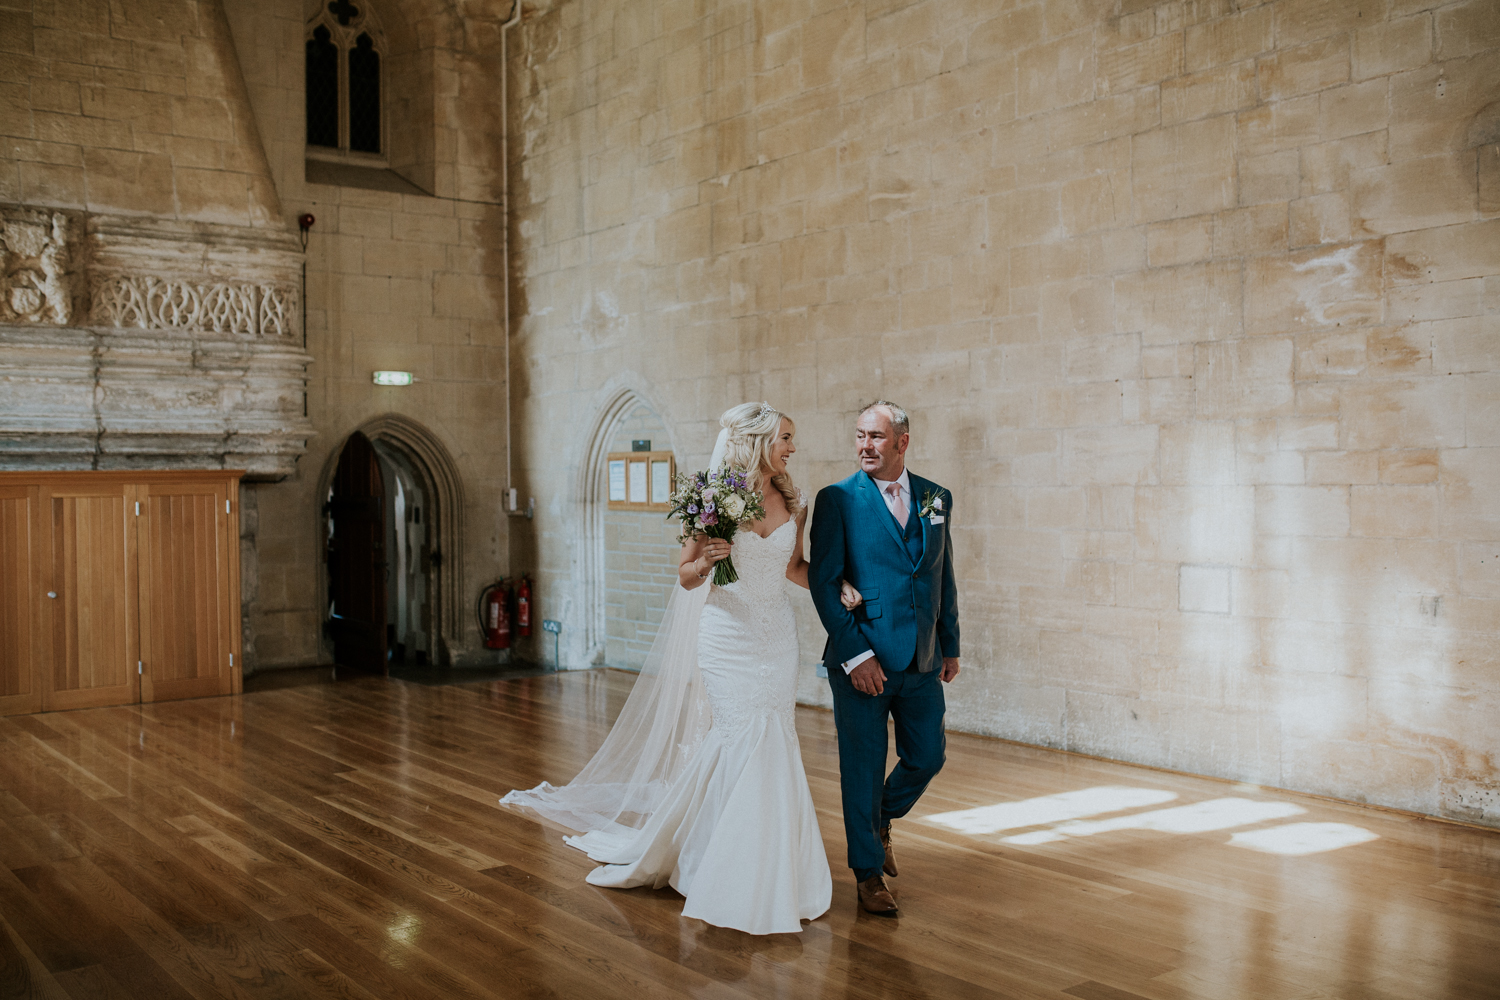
858;399;910;436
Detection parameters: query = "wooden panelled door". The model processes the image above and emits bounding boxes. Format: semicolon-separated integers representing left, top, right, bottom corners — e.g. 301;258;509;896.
0;484;44;715
0;471;242;717
327;432;388;672
137;479;235;702
43;479;141;711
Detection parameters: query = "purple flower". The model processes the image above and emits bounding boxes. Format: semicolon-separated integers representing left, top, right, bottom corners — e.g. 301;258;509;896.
704;500;716;512
701;511;718;526
687;503;698;513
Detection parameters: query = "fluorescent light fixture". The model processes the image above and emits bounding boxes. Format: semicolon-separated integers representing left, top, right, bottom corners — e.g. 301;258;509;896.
1229;822;1378;856
924;786;1179;836
373;371;414;386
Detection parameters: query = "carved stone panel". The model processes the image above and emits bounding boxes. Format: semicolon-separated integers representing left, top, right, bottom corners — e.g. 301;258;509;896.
90;276;297;338
0;208;81;326
0;204;314;481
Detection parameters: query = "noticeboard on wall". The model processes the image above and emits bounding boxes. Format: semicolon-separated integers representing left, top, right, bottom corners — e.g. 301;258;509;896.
606;451;675;511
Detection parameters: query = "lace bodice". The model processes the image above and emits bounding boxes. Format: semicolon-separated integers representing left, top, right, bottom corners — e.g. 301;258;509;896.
708;517;797;605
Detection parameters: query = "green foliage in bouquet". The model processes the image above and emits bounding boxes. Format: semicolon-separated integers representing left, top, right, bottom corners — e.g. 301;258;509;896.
666;467;766;585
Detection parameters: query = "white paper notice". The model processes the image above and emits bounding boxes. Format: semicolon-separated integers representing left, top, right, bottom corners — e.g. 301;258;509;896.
608;460;626;502
628;461;647;503
651;461;670;504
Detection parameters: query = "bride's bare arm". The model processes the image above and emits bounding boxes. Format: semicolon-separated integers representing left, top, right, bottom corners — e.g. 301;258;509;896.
785;507;810;589
679;535;731;590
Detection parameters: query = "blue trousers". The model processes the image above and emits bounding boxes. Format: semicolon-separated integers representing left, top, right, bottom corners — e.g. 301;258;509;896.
827;661;947;881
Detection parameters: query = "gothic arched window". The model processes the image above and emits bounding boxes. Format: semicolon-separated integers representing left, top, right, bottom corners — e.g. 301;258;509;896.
305;1;385;156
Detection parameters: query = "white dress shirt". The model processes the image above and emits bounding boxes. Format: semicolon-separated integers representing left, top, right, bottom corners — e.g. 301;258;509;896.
842;469;911;674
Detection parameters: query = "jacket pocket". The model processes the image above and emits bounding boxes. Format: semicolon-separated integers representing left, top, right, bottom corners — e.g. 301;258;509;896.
859;599;882;621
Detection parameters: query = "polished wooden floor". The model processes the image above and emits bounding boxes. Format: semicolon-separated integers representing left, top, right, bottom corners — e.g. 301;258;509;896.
2;669;1497;1000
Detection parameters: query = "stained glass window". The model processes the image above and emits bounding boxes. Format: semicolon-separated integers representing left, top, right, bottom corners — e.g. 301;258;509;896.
305;26;339;148
348;33;381;154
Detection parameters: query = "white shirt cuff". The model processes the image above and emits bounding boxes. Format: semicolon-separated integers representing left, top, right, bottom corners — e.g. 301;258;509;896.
842;650;875;674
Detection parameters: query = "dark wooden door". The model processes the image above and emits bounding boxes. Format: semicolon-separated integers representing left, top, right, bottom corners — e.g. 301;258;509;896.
327;432;387;672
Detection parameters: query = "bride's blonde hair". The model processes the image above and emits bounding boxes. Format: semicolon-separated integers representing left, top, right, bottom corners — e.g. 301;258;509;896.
716;402;801;513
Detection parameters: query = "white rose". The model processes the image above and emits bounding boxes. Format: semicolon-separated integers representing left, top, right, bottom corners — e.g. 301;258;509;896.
933;496;944;511
724;494;746;520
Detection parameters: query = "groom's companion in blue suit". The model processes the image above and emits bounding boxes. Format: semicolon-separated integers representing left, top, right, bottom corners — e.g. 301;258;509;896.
809;401;960;917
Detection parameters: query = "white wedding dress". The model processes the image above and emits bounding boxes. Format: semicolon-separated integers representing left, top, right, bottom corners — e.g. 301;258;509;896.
503;518;831;935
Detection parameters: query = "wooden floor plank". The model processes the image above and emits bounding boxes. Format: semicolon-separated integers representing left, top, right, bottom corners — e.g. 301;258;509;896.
2;670;1497;1000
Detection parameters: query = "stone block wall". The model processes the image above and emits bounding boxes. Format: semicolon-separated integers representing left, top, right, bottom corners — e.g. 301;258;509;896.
507;0;1500;824
0;0;282;226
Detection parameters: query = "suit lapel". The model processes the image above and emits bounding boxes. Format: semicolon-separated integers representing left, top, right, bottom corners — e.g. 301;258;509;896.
909;472;930;565
855;471;907;552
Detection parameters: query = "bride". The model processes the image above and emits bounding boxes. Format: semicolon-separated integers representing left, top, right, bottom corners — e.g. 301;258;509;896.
502;402;835;934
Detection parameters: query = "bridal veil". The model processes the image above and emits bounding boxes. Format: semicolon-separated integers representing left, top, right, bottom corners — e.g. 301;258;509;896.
498;428;733;840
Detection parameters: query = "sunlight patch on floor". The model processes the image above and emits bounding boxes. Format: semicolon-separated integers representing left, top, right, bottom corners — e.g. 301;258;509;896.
1229;822;1381;855
922;785;1179;835
1002;797;1307;844
921;786;1381;855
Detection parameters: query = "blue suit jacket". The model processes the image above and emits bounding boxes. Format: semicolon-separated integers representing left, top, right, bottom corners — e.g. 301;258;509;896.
809;470;960;674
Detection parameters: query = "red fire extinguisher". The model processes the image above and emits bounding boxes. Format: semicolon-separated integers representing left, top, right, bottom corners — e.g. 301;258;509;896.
480;580;511;649
517;575;532;637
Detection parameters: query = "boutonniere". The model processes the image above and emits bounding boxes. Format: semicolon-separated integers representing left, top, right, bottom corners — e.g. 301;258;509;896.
918;488;947;524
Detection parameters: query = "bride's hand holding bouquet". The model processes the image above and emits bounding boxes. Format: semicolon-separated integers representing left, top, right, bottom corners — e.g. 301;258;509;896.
669;468;766;586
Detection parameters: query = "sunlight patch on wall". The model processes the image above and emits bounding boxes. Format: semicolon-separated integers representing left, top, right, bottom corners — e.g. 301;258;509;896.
1229;822;1380;855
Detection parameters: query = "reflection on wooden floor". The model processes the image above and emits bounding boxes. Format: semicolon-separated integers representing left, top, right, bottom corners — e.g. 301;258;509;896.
2;669;1497;999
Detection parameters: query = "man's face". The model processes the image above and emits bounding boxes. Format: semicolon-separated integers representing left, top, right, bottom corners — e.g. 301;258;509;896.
855;407;909;480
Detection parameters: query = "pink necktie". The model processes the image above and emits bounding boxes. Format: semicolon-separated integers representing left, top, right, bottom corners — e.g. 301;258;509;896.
887;483;908;529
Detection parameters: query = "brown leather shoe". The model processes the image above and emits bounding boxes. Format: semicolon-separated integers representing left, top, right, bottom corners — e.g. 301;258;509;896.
857;875;899;916
880;824;898;877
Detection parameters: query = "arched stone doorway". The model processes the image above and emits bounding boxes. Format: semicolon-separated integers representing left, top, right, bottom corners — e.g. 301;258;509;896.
319;415;465;667
576;386;681;669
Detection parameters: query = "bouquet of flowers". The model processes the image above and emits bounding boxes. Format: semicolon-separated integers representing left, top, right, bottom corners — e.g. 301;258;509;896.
666;467;766;585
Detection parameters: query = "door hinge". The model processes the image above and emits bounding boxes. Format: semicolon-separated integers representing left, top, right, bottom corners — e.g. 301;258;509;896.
226;500;231;514
134;501;140;516
137;661;142;674
229;654;234;667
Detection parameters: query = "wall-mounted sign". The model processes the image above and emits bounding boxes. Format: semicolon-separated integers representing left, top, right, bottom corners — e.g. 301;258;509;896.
607;450;674;511
372;370;414;386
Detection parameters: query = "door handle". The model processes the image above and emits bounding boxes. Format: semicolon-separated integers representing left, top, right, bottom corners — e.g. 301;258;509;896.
47;592;56;599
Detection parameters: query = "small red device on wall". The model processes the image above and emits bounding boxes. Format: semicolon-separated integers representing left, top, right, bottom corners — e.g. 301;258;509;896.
517;575;532;637
481;580;511;649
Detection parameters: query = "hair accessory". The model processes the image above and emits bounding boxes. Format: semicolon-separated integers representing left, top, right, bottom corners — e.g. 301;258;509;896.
757;401;775;418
